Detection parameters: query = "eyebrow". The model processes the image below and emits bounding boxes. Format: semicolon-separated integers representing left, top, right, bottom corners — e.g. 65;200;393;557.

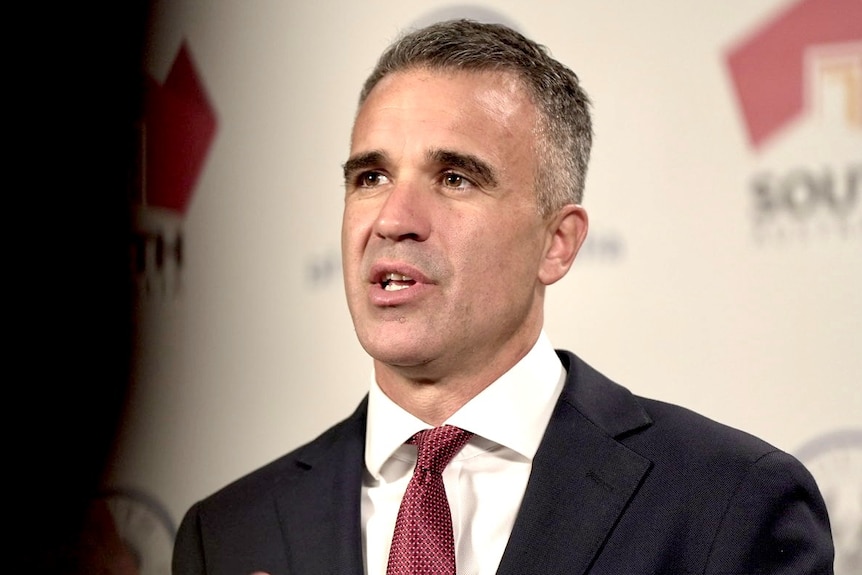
341;148;499;187
342;151;388;183
428;149;498;187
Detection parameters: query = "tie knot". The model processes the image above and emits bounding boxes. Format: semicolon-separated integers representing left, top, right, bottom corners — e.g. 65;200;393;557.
410;425;473;474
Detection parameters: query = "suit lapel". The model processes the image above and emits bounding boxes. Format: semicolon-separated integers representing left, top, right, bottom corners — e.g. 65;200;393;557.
275;399;368;575
497;352;653;575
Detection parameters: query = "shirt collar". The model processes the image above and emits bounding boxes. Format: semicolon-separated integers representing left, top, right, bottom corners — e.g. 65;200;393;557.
364;331;565;480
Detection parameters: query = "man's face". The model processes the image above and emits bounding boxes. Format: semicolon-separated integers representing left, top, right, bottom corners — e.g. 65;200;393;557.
342;69;562;384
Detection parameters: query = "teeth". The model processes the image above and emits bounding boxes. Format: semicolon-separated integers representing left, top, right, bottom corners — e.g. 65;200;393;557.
384;273;413;282
381;272;415;291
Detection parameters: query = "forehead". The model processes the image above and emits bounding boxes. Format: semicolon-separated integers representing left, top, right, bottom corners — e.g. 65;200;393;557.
350;68;538;156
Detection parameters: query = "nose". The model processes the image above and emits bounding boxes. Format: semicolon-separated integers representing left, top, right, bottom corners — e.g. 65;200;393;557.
372;180;431;242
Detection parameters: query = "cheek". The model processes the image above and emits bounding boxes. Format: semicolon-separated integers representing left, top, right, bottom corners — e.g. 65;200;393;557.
341;220;368;289
342;205;372;253
480;221;546;284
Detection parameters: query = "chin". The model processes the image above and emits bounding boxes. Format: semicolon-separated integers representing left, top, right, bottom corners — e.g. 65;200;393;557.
358;332;434;369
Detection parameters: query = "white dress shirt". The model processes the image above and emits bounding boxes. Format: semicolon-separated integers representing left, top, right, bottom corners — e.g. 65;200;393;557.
361;331;566;575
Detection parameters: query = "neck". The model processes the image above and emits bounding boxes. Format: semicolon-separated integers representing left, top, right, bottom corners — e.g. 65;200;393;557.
373;331;539;426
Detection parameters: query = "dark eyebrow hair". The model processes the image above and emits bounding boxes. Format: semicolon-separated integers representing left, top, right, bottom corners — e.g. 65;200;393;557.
342;151;388;182
428;149;498;187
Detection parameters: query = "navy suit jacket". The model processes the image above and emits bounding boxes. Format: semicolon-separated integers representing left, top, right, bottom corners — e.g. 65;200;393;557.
173;350;834;574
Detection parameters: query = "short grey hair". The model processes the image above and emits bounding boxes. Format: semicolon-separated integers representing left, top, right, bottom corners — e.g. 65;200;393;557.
359;19;593;215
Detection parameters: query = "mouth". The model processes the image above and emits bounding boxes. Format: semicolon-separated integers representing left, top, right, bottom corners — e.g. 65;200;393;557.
367;262;431;299
380;272;416;291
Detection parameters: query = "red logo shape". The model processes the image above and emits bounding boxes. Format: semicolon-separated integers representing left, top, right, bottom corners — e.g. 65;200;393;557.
726;0;862;149
143;42;217;214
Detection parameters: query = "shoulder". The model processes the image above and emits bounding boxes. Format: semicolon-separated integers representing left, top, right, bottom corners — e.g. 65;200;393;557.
557;348;821;508
634;398;833;571
191;397;367;518
634;394;780;462
172;399;368;574
555;350;833;571
557;348;783;463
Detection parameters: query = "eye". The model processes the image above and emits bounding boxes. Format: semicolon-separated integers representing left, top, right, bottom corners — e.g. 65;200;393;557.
358;171;389;188
441;172;470;189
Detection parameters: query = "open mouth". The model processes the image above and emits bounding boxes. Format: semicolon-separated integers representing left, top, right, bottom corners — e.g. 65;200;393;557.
381;272;416;291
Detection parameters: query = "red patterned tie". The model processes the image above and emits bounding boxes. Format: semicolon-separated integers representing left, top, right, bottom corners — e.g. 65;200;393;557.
386;425;474;575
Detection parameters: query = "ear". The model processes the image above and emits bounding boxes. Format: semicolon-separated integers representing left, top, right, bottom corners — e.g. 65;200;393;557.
538;204;588;285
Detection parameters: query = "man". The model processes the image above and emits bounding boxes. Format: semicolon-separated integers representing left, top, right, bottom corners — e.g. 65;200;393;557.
173;19;833;575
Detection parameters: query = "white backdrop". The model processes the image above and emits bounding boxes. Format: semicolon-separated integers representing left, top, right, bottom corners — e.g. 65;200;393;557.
107;1;861;572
